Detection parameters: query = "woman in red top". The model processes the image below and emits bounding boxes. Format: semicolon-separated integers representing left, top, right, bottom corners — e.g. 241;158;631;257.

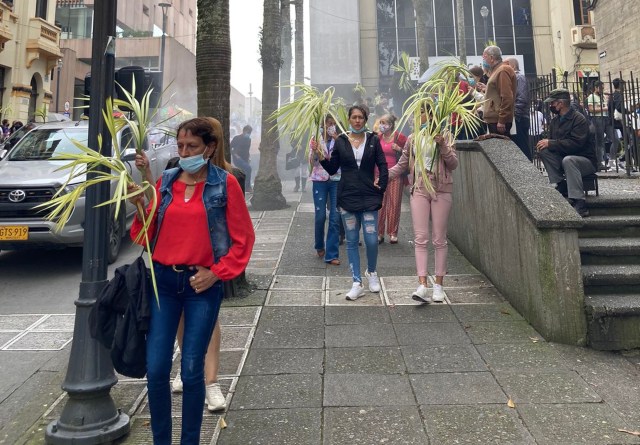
377;113;408;244
129;117;254;445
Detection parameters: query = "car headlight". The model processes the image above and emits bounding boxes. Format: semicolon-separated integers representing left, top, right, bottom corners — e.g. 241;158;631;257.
63;183;86;197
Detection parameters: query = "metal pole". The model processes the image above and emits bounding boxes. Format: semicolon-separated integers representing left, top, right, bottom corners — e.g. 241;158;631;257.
160;7;168;94
45;0;129;442
55;63;61;113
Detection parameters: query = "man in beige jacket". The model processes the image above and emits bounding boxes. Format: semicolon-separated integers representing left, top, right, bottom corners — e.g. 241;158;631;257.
482;45;516;135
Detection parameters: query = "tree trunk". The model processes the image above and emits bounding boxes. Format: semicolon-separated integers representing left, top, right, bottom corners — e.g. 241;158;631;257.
455;0;466;65
251;0;288;210
294;0;304;87
196;0;231;161
280;0;292;106
413;0;431;75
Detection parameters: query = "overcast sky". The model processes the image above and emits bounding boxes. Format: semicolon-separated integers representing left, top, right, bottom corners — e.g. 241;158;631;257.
229;1;310;102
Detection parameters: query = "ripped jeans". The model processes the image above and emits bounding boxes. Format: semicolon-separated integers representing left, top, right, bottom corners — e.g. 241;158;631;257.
340;209;379;283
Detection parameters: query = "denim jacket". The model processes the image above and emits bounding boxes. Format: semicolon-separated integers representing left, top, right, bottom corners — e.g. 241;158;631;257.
152;164;231;264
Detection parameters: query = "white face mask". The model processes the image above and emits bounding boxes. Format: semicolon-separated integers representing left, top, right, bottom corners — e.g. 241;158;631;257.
379;124;390;134
326;125;336;137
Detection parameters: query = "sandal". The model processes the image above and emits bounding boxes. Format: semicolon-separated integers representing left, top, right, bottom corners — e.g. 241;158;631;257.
317;249;325;258
329;259;341;266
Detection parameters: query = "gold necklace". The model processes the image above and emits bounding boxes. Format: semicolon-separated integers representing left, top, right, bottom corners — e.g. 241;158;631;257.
184;170;206;186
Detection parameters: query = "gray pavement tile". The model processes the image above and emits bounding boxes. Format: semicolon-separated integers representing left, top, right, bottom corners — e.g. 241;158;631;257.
385;289;427;306
608;399;640;430
6;331;72;350
278;266;328;276
476;343;567;371
380;275;421;291
124;415;220;445
221;289;267;307
445;287;506;304
422;405;536;444
220;326;253;350
271;275;324;290
33;315;75;331
323;407;428;445
218;307;260;326
494;370;602;404
245;274;273;290
445;260;482;275
0;332;18;348
230;374;322;410
394;322;470;345
0;314;44;330
247;258;279;269
325;347;405;374
325;324;398;348
259;306;325;327
324;307;391;325
388;305;457;323
445;274;493;289
266;290;323;306
242;348;324;375
249;250;281;260
252;323;324;349
401;344;488;374
218;408;321;445
464;320;544;344
323;374;415;406
451;303;524;322
218;350;244;376
517;403;640;445
410;372;506;404
137;378;233;417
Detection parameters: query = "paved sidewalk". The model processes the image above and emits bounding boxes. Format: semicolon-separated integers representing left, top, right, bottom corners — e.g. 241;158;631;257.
15;179;640;444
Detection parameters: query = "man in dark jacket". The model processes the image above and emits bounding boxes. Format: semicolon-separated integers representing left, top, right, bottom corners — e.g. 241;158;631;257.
230;125;253;192
536;88;597;217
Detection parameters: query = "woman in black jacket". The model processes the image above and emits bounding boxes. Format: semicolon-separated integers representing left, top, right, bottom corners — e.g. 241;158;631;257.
316;105;388;300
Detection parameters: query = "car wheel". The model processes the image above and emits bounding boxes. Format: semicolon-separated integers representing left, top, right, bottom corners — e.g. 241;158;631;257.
107;211;124;264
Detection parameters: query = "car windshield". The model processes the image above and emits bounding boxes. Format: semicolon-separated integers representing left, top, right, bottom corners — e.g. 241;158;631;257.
8;128;88;161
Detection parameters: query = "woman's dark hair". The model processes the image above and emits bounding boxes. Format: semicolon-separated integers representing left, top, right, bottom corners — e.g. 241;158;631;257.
348;104;369;122
469;65;484;78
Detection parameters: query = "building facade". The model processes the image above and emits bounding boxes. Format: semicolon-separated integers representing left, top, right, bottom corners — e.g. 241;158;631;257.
592;0;639;76
54;0;197;120
0;0;62;122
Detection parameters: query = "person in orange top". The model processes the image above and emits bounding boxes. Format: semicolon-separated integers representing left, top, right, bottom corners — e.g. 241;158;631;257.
129;117;254;444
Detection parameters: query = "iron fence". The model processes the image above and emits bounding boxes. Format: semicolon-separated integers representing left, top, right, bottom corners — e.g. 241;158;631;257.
527;69;639;175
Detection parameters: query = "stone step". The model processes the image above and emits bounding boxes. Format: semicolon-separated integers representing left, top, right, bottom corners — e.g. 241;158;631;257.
582;264;640;288
579;237;640;265
578;215;640;238
585;293;640;350
585;196;640;216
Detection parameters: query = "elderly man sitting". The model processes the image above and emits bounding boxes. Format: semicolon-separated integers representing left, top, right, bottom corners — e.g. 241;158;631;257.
536;88;597;217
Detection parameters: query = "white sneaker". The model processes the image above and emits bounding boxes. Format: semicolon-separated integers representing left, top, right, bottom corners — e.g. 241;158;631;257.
205;382;227;411
411;284;431;304
432;284;445;302
345;282;365;301
171;373;183;393
365;271;381;293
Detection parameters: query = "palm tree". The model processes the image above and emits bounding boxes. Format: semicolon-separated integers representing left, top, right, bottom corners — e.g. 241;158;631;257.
413;0;431;75
293;0;304;87
251;0;288;210
196;0;231;158
280;0;292;107
455;0;466;65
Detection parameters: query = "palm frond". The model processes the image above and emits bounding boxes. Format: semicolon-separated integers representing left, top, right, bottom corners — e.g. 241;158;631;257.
391;52;416;94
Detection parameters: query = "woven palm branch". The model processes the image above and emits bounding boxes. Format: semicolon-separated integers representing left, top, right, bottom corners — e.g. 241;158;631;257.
398;60;483;194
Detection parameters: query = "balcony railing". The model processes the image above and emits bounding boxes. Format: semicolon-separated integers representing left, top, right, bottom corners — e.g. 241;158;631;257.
0;1;14;50
26;17;62;70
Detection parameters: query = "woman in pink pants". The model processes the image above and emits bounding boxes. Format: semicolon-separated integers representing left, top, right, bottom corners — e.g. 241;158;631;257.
388;112;458;303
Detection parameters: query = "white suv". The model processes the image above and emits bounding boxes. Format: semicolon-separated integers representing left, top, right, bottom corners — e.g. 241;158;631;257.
0;121;176;262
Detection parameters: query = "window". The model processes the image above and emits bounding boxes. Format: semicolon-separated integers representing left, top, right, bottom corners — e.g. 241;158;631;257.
573;0;591;25
35;0;48;19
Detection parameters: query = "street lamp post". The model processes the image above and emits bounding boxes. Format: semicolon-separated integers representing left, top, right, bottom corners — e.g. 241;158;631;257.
480;6;489;45
248;83;253;121
158;2;172;94
55;59;63;113
45;1;130;443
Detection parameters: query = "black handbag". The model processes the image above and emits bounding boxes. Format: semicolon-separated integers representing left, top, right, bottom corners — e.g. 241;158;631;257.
285;150;300;170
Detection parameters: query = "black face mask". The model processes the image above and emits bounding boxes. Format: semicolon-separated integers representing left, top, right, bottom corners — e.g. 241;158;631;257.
549;105;560;115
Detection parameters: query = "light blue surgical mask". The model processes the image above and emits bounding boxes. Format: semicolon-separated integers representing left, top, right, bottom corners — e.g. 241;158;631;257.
349;125;366;134
482;60;491;71
179;153;208;174
468;78;476;87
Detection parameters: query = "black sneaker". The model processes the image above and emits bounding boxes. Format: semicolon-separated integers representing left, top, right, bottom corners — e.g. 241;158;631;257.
572;199;590;217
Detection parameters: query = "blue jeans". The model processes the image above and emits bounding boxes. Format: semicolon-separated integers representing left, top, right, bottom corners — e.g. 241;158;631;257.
312;180;340;262
340;209;378;282
146;264;223;445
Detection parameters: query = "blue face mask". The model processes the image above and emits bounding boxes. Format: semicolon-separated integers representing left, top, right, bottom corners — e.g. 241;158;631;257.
179;153;208;174
349;125;366;134
482;60;491;71
468;78;476;87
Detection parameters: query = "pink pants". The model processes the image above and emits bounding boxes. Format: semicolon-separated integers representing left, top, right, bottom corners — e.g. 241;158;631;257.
409;189;452;277
378;176;403;237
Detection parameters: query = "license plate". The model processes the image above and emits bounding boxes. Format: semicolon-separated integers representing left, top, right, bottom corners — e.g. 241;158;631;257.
0;226;29;241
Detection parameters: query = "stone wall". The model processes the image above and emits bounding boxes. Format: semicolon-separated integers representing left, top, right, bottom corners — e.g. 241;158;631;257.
448;139;587;345
594;0;640;75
